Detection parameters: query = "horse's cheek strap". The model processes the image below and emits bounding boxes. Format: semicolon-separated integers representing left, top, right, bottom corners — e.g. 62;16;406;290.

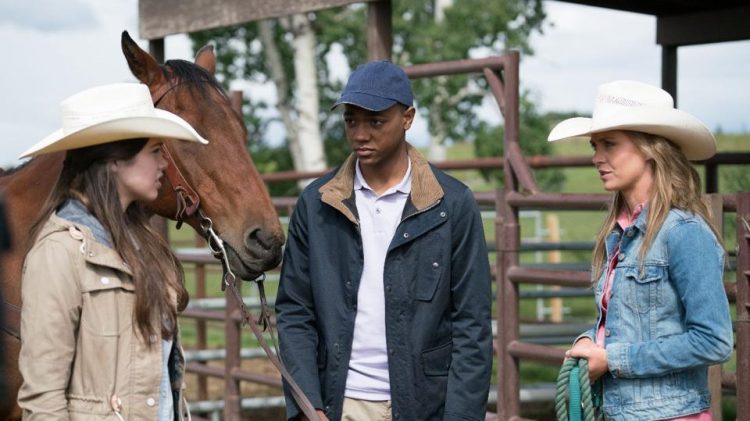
161;145;201;220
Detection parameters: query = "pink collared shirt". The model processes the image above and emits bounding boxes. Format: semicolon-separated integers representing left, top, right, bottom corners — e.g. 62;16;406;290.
595;204;710;421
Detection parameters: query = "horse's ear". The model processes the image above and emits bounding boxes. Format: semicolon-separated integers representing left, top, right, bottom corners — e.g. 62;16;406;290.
194;45;216;75
121;30;166;87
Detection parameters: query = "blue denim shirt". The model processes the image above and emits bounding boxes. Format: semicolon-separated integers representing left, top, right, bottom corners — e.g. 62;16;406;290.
581;208;733;420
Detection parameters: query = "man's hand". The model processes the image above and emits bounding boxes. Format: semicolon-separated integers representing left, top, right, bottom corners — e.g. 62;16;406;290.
300;409;329;421
565;337;608;381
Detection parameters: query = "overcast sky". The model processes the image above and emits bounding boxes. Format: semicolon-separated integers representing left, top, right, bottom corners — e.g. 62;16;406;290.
1;0;748;167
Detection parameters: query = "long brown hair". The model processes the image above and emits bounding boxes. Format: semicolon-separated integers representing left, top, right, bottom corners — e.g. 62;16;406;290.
591;131;722;280
28;139;187;344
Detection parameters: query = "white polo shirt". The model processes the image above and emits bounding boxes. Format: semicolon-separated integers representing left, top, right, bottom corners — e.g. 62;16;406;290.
344;159;412;401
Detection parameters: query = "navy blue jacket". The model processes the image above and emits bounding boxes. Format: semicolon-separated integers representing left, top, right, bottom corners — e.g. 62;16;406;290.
276;146;492;421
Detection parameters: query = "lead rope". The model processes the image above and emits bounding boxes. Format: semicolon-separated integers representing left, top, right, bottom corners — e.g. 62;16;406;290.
198;210;319;421
555;358;603;421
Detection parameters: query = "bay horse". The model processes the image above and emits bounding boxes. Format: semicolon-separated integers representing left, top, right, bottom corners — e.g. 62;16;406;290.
0;31;285;419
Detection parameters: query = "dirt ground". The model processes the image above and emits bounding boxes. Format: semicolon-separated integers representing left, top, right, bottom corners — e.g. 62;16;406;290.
184;358;557;420
184;357;286;420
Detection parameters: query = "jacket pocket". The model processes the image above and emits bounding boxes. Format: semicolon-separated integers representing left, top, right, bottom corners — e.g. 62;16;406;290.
67;394;111;417
79;271;134;336
623;264;665;314
422;341;452;376
416;242;446;301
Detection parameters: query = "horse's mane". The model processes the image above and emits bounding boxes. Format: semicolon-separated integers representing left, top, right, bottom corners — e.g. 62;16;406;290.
0;160;32;178
162;59;228;101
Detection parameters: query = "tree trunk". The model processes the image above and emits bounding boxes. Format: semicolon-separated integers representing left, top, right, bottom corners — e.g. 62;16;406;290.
428;106;449;161
426;0;455;162
259;16;326;188
258;19;300;165
289;13;326;182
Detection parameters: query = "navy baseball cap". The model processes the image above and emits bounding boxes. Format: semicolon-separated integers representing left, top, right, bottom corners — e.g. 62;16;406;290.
331;60;414;111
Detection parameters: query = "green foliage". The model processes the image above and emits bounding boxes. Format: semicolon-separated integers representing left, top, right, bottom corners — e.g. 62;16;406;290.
248;140;298;197
389;0;546;145
474;95;566;191
722;166;750;192
188;1;548;179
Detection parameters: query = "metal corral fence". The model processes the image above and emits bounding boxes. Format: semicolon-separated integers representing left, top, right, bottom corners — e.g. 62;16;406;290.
174;52;750;420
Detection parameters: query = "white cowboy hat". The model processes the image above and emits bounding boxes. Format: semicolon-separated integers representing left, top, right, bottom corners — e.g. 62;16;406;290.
547;80;716;160
19;83;208;159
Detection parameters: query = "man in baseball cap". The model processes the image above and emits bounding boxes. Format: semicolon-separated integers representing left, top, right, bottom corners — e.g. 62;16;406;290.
277;60;492;421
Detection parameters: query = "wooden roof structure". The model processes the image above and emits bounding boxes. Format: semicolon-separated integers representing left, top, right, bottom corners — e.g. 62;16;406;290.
140;0;392;62
139;0;749;102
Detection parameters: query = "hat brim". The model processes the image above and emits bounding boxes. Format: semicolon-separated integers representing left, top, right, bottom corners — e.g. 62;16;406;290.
547;107;716;160
19;109;209;159
331;91;399;112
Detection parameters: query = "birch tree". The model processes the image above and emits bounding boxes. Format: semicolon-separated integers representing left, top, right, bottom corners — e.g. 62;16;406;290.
190;1;549;191
191;15;325;188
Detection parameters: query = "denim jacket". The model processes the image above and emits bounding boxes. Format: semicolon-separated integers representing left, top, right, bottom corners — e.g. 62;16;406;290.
580;208;733;420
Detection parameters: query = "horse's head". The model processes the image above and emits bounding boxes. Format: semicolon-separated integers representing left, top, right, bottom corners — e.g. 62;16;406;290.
120;31;284;279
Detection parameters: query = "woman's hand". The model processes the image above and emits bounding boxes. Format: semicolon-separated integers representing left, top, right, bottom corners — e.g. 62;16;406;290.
566;338;609;381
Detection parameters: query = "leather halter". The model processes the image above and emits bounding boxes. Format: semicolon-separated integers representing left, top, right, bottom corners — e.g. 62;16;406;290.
161;144;200;229
152;81;185;107
152;80;203;229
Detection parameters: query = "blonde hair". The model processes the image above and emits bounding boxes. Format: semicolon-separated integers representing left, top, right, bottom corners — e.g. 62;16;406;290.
591;131;722;280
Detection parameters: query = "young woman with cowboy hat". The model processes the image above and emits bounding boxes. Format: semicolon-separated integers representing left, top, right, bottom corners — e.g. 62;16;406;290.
551;80;733;420
17;83;208;420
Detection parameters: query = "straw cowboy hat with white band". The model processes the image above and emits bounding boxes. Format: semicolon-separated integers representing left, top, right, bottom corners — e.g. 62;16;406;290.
19;83;208;159
547;80;716;161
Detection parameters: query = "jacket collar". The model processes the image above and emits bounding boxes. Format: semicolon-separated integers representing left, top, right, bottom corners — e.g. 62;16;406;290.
57;199;113;247
319;143;444;224
38;207;133;276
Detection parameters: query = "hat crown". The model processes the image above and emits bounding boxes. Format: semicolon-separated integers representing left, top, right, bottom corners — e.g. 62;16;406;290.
547;79;716;161
19;82;208;159
593;80;674;121
332;60;413;111
60;84;156;135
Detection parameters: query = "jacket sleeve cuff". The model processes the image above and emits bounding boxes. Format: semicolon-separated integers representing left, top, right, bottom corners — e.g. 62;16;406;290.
283;384;323;420
606;342;630;378
573;328;595;345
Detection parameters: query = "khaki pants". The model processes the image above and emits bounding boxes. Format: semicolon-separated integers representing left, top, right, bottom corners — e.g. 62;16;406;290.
341;397;392;421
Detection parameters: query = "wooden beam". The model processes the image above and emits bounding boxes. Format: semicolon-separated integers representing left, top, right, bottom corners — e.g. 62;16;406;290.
367;0;392;60
661;45;677;105
148;38;165;63
139;0;377;40
657;5;750;46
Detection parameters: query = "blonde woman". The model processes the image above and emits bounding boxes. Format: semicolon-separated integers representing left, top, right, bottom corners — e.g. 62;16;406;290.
18;83;207;420
550;81;733;420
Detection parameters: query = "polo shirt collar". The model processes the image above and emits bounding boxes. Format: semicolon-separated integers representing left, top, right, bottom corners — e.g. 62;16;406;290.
354;158;412;196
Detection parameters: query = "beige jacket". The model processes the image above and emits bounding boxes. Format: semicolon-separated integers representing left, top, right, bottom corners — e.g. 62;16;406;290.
18;213;187;420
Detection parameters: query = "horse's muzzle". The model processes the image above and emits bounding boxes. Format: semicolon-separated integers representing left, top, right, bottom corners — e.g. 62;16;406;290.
223;230;283;279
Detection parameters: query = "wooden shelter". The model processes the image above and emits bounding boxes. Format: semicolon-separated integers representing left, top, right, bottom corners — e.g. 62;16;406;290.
137;1;750;419
139;0;393;62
